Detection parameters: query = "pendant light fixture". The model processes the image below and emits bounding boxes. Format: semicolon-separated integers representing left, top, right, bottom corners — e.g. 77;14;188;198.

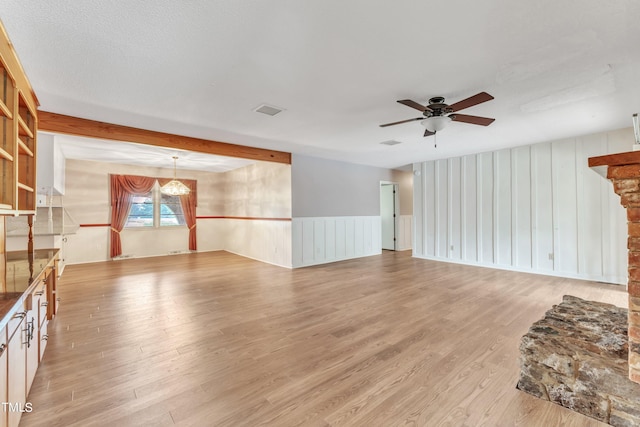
161;156;190;196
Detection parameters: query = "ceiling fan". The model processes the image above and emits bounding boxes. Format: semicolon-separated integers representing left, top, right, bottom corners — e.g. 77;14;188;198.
380;92;495;137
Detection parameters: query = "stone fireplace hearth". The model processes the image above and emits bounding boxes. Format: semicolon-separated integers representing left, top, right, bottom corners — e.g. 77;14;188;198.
516;151;640;425
517;295;640;425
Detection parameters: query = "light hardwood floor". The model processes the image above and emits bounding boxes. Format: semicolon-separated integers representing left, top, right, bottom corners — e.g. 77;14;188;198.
20;250;627;426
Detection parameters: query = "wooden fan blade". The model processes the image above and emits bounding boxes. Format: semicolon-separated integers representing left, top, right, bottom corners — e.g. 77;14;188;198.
451;114;495;126
397;99;430;112
424;129;435;137
379;117;423;127
449;92;494;112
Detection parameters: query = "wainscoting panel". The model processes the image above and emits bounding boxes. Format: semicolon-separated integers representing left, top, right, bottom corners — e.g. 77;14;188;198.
413;129;630;284
396;215;413;251
292;216;382;268
225;219;292;268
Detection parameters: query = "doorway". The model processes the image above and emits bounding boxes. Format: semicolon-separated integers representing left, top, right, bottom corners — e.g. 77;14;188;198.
380;182;399;251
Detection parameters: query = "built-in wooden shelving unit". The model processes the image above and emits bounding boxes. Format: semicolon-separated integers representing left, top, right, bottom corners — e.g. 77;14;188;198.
0;23;38;215
0;19;42;427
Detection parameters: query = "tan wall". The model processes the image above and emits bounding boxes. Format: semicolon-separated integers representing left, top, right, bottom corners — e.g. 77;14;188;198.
222;161;292;266
61;159;292;266
63;159;228;262
224;161;292;218
64;158;227;222
392;169;413;216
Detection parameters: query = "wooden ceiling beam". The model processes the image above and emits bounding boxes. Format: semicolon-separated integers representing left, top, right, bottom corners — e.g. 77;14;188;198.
37;111;291;164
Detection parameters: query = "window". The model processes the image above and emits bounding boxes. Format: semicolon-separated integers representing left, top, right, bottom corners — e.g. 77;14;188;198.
125;183;186;228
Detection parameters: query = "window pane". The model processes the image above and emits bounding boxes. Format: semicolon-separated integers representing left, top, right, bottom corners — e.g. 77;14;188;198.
160;193;186;226
125;193;154;227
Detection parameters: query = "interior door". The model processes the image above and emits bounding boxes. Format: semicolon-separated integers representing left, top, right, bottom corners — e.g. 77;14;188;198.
380;184;396;250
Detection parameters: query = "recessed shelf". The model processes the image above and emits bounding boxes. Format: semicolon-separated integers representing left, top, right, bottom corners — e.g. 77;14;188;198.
17;182;34;193
0;99;11;118
0;146;13;161
17;138;34;157
18;116;34;138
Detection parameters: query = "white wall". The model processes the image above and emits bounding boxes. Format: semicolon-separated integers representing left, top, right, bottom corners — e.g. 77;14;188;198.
36;132;66;195
226;219;292;267
291;154;412;267
413;128;632;284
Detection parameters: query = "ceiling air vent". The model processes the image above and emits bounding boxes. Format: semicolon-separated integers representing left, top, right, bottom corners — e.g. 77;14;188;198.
380;140;402;146
253;104;284;116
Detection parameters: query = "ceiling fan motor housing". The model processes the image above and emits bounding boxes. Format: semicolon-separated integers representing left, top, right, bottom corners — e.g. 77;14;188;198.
425;97;453;117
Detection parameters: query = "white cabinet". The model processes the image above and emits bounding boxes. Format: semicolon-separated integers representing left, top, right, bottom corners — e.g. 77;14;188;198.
7;312;27;427
25;291;41;395
35;133;65;196
0;325;8;427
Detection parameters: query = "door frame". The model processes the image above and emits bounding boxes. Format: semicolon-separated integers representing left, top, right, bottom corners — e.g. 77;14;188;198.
380;181;400;251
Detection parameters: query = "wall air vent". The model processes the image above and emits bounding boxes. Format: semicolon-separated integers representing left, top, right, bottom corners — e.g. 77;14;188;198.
380;140;402;146
253;104;284;116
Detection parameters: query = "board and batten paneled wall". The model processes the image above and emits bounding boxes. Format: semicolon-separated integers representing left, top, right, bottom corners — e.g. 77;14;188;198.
413;128;631;284
397;215;413;251
292;216;381;268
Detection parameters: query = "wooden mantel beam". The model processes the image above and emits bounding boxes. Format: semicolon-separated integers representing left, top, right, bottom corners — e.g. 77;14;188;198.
37;111;291;164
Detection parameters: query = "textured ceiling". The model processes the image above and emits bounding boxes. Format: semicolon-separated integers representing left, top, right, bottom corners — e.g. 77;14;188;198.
51;134;254;173
2;1;640;169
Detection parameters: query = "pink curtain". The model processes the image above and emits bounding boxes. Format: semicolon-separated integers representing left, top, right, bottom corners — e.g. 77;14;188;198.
158;178;198;251
110;174;156;258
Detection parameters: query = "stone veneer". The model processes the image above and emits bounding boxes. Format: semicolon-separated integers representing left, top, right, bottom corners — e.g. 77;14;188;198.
517;296;640;426
589;151;640;384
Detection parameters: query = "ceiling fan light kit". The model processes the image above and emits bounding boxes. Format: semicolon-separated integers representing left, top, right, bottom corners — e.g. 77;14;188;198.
421;116;451;132
380;92;496;147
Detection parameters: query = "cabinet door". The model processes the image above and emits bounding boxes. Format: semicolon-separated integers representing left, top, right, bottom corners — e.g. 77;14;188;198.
53;262;60;316
38;320;47;362
46;265;59;319
0;326;8;427
7;317;26;427
38;288;48;329
25;295;39;395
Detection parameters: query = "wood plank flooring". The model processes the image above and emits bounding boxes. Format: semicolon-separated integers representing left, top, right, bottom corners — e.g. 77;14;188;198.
20;251;627;426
